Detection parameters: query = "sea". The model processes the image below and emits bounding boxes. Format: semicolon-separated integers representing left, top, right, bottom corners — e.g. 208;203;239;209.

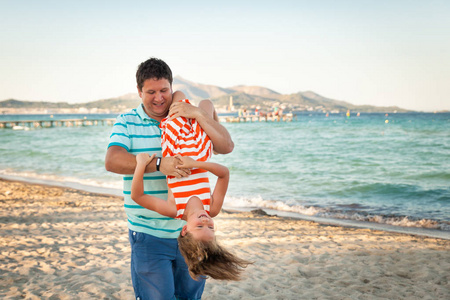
1;112;449;238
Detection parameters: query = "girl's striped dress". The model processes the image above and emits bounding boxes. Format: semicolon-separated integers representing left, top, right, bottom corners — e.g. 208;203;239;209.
160;99;213;219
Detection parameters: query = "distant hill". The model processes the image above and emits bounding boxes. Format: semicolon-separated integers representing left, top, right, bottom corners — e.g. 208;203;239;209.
0;97;141;112
212;92;279;108
172;77;409;113
0;99;73;109
276;91;408;113
80;94;141;110
0;77;412;113
228;85;281;98
173;76;234;100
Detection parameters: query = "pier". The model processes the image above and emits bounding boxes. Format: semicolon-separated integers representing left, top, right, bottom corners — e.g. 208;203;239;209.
1;114;296;129
0;118;116;129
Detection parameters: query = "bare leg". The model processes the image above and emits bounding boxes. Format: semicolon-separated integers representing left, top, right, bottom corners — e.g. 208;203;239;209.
198;99;218;120
173;91;187;102
198;99;220;154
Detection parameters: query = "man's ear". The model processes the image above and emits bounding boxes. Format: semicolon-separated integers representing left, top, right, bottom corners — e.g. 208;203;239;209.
181;225;188;237
137;85;142;98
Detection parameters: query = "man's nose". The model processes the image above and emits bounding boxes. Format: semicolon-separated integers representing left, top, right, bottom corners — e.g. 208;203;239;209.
154;93;163;101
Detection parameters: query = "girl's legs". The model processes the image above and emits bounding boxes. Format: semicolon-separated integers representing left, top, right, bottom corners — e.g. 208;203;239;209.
198;99;218;121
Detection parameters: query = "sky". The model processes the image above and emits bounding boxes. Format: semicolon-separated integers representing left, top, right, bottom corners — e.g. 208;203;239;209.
1;0;449;111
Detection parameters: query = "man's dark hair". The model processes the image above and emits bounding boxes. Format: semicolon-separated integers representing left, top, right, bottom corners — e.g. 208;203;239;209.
136;57;173;91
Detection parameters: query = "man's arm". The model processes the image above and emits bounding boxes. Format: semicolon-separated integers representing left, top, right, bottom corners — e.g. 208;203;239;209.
131;153;177;218
105;146;141;174
105;145;189;177
168;99;234;154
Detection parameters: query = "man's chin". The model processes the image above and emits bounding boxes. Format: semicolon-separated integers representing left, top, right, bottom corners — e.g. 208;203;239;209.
158;108;170;118
143;106;169;120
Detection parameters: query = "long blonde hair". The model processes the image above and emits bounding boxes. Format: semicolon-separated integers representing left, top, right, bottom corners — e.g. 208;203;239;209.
178;233;251;281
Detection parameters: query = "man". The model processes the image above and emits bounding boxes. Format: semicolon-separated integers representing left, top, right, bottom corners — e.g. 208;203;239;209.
105;57;233;300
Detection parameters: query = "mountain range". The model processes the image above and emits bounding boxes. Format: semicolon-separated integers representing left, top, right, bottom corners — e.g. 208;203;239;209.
0;76;411;113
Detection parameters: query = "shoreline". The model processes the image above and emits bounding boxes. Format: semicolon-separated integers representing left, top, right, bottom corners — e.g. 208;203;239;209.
1;174;448;240
223;207;450;240
1;178;449;299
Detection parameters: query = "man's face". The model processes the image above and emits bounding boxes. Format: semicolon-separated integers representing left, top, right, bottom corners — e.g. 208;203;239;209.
138;78;173;121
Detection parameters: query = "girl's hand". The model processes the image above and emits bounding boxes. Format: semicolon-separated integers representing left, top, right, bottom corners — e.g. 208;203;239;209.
136;153;156;166
174;154;197;169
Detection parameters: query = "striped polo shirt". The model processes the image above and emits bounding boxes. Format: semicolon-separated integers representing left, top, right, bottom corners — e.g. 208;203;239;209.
108;104;185;239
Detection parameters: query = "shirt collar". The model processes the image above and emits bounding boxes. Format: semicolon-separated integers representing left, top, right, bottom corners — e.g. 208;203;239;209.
136;104;160;124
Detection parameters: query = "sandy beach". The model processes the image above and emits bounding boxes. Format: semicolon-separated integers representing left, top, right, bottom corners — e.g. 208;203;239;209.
0;179;449;299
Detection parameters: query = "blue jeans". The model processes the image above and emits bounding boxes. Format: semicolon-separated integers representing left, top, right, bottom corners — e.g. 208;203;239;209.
129;230;206;300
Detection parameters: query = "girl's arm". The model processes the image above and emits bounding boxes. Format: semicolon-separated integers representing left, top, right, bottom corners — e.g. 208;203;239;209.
209;167;229;217
175;155;229;217
131;153;177;218
106;146;190;178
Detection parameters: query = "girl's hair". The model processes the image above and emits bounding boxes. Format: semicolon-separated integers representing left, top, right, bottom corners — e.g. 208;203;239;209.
178;233;251;281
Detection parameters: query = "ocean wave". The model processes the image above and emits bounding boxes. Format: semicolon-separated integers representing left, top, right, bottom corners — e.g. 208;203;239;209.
224;195;450;231
223;195;323;216
317;211;450;231
1;169;448;232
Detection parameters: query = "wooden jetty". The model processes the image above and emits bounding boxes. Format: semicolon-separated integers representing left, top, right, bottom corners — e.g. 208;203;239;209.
0;118;116;129
1;113;295;129
219;113;296;123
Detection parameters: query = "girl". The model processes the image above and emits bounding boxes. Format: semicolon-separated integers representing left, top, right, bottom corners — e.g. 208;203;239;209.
131;93;250;281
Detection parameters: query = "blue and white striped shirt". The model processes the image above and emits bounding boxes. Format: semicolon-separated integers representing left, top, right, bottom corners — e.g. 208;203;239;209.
108;104;184;238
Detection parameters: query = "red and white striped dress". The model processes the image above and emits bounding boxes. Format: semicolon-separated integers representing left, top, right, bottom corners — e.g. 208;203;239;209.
160;99;213;219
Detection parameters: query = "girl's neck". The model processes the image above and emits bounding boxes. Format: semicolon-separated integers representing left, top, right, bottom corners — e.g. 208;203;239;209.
182;197;205;221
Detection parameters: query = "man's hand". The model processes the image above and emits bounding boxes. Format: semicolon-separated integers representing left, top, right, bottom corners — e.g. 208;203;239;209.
168;101;200;121
160;156;191;178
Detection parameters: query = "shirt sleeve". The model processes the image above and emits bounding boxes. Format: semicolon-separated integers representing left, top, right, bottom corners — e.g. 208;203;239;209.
107;114;131;151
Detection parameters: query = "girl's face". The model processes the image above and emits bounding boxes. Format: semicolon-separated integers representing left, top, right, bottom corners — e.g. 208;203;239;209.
183;210;215;241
